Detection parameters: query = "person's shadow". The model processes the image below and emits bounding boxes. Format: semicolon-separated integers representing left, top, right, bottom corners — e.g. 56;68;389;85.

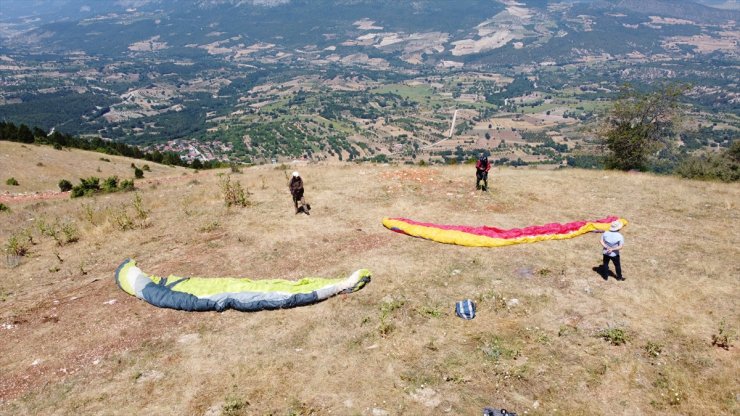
592;266;616;280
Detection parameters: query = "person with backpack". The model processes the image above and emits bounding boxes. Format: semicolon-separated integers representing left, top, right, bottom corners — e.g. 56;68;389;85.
289;171;310;215
475;153;492;191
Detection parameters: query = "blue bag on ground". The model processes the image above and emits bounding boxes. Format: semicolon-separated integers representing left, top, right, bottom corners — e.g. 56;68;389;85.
455;299;476;320
483;407;517;416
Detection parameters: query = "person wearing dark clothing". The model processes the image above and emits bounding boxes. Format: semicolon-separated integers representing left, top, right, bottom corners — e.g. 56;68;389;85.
289;171;310;214
475;155;492;191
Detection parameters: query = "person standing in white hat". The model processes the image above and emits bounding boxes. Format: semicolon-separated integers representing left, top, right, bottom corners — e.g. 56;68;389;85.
600;220;625;281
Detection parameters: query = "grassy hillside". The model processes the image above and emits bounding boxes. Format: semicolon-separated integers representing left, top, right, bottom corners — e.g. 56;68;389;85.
0;146;738;415
0;141;191;196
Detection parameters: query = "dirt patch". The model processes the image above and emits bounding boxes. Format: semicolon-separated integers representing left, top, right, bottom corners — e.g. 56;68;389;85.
0;191;70;204
380;168;439;184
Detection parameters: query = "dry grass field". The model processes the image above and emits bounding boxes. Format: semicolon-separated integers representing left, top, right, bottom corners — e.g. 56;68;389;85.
0;141;191;197
0;141;738;415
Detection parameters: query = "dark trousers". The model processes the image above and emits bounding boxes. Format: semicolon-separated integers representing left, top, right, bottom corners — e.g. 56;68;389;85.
476;171;488;190
291;189;304;209
602;254;622;279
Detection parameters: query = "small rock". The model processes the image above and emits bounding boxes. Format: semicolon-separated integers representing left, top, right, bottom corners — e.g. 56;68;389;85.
31;358;43;366
584;287;593;295
515;267;534;279
533;400;540;409
177;333;200;344
451;269;461;276
410;387;441;408
203;404;223;416
136;370;164;383
506;298;520;308
372;408;389;416
103;299;117;305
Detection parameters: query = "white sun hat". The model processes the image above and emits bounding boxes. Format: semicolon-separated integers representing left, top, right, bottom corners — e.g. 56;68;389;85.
609;220;623;232
292;171;300;177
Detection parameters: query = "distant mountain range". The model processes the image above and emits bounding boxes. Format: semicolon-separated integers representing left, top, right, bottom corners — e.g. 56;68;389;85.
1;0;738;66
613;0;740;23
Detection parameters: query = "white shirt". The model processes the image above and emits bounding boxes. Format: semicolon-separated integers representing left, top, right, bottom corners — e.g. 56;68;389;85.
602;231;624;257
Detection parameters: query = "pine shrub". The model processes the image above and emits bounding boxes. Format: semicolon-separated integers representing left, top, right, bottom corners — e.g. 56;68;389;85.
58;179;73;192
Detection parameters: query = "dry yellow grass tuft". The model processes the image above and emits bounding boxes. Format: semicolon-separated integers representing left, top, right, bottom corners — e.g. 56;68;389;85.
0;143;738;415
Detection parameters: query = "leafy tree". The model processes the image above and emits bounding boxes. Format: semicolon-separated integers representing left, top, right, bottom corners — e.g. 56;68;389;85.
602;84;689;171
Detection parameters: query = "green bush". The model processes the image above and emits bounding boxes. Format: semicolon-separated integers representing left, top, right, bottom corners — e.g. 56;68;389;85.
120;179;135;191
566;154;605;169
644;341;663;358
598;327;629;346
371;154;389;163
220;175;249;208
5;230;31;257
71;177;101;198
711;319;735;350
60;222;79;244
142;164;151;171
70;187;85;198
134;167;144;179
58;179;73;192
6;177;19;186
110;193;149;231
0;203;9;212
102;176;119;192
71;175;134;198
132;192;149;220
676;142;739;182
